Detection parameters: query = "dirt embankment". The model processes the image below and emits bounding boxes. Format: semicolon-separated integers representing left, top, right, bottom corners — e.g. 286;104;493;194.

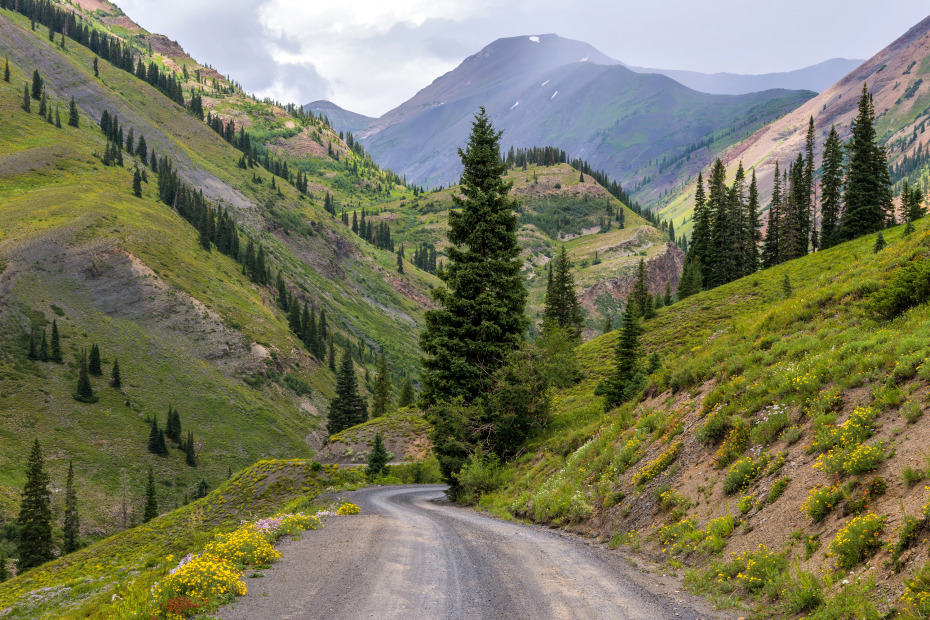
581;242;685;311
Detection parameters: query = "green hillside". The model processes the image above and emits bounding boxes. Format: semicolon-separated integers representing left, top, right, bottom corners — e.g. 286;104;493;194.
0;2;435;536
473;218;930;616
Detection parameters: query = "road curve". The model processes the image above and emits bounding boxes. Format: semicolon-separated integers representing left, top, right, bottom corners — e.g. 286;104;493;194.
218;485;728;620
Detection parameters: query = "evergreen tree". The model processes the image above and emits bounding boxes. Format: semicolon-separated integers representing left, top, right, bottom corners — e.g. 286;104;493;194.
62;461;80;554
165;405;181;443
38;328;48;362
0;550;8;583
68;97;79;128
874;231;887;253
3;58;9;83
22;83;30;112
689;171;710;284
366;433;389;480
288;299;302;334
705;159;732;288
803;116;816;252
744;169;761;274
327;352;368;436
820;126;844;249
93;56;98;78
132;167;142;198
840;85;892;241
31;70;42;100
276;272;289;311
677;258;702;300
74;348;96;402
50;320;61;363
906;181;926;223
762;160;782;267
143;468;158;523
421;109;526;405
55;108;60;129
603;316;613;333
185;431;197;467
17;439;54;571
596;299;644;410
396;246;404;274
371;352;392;418
628;258;654;319
110;358;121;388
88;344;102;376
328;335;336;372
542;245;584;339
664;282;673;307
398;378;415;408
27;326;37;360
782;273;793;298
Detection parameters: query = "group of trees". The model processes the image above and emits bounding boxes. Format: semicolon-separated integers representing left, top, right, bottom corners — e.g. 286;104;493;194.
27;319;61;363
277;277;335;368
17;67;78;129
73;344;120;403
148;406;197;467
682;86;923;297
16;440;81;573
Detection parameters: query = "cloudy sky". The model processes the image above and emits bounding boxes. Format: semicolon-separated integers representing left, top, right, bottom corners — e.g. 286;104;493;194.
112;0;929;118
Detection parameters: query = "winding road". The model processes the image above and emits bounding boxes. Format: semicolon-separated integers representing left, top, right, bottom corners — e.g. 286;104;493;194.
218;485;728;620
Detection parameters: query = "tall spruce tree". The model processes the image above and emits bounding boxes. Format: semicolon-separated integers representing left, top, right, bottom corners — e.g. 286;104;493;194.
744;169;761;274
420;108;526;404
28;326;37;360
23;83;31;112
689;171;710;286
88;344;102;376
327;351;368;436
820;126;845;249
38;328;48;362
62;461;80;554
542;245;584;339
398;378;415;408
132;167;142;197
110;358;122;388
596;298;644;410
3;58;9;83
840;85;892;240
143;468;158;523
762;160;783;268
371;352;392;418
74;348;96;402
0;550;8;582
31;70;42;100
185;431;197;467
18;439;54;571
50;319;61;363
803;116;817;251
705;159;731;288
68;97;79;128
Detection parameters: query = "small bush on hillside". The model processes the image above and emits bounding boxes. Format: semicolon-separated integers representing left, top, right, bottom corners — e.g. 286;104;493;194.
768;477;790;503
696;408;730;444
901;561;930;617
631;442;681;486
829;512;886;569
385;457;442;484
456;452;506;505
714;420;749;469
722;456;765;495
869;256;930;320
751;404;790;446
803;485;844;523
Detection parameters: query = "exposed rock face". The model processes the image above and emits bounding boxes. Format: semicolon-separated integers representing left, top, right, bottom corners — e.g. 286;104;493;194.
581;242;685;309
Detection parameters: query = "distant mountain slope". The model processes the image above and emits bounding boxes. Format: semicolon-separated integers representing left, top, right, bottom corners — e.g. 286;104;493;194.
304;100;375;135
656;13;930;234
359;34;815;190
625;58;864;95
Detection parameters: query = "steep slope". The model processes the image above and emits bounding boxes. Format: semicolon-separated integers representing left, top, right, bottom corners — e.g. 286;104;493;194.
303;100;375;136
657;14;930;235
0;2;435;535
626;58;864;96
482;218;930;618
359;34;814;191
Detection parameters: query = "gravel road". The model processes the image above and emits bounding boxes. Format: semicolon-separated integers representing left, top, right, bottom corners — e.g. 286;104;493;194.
218;485;730;620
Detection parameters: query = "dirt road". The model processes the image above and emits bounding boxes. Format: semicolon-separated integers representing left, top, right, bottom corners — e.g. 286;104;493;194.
218;485;729;620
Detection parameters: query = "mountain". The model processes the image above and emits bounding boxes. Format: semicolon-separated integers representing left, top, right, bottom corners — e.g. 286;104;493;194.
625;58;864;95
303;100;375;135
358;34;815;191
656;14;930;234
0;1;437;532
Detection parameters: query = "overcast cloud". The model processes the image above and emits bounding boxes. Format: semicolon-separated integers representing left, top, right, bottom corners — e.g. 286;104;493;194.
112;0;930;117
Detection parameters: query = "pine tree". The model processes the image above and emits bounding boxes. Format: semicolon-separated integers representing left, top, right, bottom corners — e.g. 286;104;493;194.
628;258;653;319
803;116;816;252
689;172;710;284
38;328;48;362
366;433;389;480
420;108;526;405
705;159;732;288
17;439;54;571
0;550;8;583
782;273;793;298
28;326;37;360
88;344;102;376
762;160;782;267
396;247;404;274
74;348;96;402
744;169;761;274
596;299;644;410
132;167;142;198
874;231;887;253
68;97;79;127
328;335;336;372
38;90;47;117
542;245;584;339
50;320;61;363
31;70;42;100
185;431;197;467
93;56;98;78
371;352;392;418
840;85;891;241
907;182;925;223
398;378;415;408
820;126;844;249
327;352;368;436
143;468;158;523
3;58;9;83
23;83;30;112
62;461;80;554
110;358;122;388
276;272;289;311
677;258;702;300
55;108;61;129
603;316;613;333
664;282;673;307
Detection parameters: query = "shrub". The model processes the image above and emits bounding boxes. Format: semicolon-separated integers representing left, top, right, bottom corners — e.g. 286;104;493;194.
903;401;925;424
901;561;930;618
714;420;749;468
803;485;844;523
829;512;887;569
456;452;505;505
158;553;246;602
890;514;927;570
814;441;886;477
904;466;926;487
722;456;764;495
738;495;754;514
845;477;888;515
734;545;787;593
697;408;731;444
780;425;803;445
336;502;361;515
203;526;281;566
784;568;823;614
768;477;790;504
631;442;681;486
869;255;930;320
750;404;790;446
813;406;876;452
